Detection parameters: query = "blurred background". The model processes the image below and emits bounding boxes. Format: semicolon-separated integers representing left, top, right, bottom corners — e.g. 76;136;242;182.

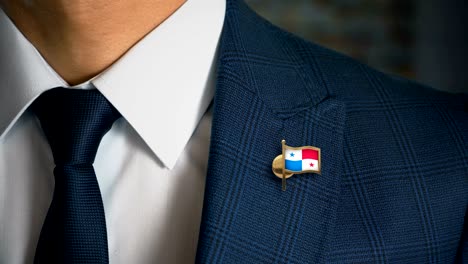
245;0;467;93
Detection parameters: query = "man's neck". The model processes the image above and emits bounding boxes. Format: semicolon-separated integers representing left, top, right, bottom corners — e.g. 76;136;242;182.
1;0;186;85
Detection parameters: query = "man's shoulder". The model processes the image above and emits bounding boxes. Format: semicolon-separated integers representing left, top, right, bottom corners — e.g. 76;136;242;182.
228;1;466;120
277;24;464;105
265;14;466;118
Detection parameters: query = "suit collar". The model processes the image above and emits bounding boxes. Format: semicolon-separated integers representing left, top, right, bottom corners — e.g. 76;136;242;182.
197;1;346;262
218;0;329;111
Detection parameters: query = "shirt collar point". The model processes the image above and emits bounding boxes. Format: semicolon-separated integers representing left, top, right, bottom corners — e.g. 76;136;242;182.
144;138;185;171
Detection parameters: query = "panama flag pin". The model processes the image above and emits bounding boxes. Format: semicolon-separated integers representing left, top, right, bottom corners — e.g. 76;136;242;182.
272;140;321;191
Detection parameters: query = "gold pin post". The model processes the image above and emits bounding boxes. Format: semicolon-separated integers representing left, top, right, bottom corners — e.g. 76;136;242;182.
282;139;286;191
272;140;294;191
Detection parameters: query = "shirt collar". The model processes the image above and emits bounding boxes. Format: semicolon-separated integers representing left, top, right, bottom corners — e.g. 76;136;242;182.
0;0;226;169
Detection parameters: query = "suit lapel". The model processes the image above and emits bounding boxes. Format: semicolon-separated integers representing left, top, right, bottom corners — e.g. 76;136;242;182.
197;1;347;262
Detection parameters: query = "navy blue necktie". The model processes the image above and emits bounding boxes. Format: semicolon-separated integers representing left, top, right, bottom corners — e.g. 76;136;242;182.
32;88;121;263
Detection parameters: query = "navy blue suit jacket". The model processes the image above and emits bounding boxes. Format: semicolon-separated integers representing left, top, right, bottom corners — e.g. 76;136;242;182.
196;1;468;263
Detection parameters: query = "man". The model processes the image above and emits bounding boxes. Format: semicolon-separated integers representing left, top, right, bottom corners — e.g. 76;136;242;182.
0;0;466;263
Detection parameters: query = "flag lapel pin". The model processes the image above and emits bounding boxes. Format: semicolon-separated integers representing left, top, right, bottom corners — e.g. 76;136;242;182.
272;140;321;191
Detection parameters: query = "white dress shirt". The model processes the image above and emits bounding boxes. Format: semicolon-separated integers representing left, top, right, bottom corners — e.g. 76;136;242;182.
0;0;225;263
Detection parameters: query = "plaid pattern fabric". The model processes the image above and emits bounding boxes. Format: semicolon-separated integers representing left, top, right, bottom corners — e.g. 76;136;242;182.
196;0;467;263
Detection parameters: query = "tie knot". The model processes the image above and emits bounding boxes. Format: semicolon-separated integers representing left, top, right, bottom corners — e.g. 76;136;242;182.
32;88;121;165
